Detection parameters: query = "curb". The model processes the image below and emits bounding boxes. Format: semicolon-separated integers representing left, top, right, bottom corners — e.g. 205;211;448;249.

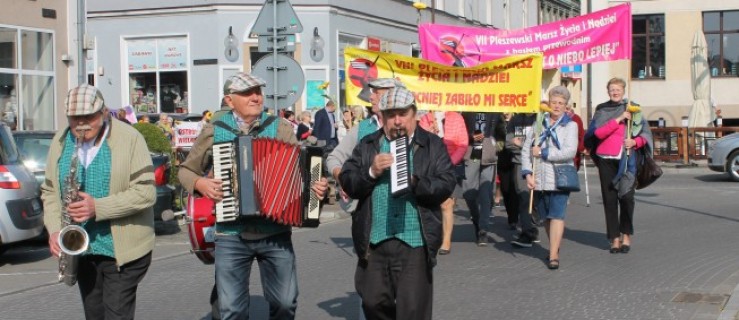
719;284;739;320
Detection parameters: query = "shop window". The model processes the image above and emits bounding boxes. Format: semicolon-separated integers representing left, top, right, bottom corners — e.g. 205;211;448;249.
704;10;739;77
0;74;18;130
21;30;53;72
0;26;55;131
21;75;53;131
126;37;189;113
0;27;17;68
632;14;665;79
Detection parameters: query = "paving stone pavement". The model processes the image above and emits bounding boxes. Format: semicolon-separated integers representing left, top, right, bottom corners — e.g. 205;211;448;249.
0;166;738;320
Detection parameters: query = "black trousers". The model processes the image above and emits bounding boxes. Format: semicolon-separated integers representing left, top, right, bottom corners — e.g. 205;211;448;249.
498;164;519;225
355;239;432;320
77;252;152;320
595;158;635;239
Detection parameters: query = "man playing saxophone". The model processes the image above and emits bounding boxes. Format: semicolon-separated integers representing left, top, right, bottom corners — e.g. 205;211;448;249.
41;85;156;320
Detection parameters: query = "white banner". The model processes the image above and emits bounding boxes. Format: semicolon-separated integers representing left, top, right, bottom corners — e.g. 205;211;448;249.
174;121;201;148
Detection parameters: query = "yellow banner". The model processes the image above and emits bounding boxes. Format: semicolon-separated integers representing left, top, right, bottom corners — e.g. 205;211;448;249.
344;47;543;113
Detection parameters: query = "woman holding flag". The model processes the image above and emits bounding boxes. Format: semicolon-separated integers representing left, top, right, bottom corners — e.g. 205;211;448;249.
585;77;653;254
521;86;578;269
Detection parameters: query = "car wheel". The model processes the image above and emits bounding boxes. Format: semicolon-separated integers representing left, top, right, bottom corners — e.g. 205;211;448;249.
728;151;739;182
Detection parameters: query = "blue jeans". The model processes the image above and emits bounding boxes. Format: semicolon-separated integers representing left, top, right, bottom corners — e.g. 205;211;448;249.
215;232;298;320
462;160;495;233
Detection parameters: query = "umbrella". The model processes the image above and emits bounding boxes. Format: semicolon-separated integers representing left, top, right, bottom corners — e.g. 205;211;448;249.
688;31;712;128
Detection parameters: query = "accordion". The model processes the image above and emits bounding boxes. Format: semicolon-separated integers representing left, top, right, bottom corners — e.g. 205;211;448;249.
212;135;322;227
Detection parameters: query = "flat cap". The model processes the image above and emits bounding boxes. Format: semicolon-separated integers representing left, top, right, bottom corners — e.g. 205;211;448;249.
224;72;266;94
379;87;415;111
368;78;406;89
65;85;105;116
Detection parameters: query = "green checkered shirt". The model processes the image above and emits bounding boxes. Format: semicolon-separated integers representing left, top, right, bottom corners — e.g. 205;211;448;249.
59;132;114;258
370;137;423;247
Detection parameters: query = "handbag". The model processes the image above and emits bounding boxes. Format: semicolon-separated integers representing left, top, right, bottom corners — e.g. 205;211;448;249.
554;163;581;192
636;151;663;190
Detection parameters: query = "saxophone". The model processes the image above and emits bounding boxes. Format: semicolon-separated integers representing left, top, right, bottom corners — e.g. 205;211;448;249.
58;126;90;286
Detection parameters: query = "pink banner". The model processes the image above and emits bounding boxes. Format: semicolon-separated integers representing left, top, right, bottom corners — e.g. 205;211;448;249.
419;3;631;69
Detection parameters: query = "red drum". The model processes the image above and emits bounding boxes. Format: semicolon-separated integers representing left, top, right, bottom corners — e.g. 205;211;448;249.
187;195;216;264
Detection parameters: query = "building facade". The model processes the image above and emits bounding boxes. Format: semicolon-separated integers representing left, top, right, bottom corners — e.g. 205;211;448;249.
0;0;79;131
83;0;538;125
583;0;739;127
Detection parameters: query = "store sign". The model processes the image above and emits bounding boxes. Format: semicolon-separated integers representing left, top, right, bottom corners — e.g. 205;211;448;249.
158;38;188;70
127;40;156;71
367;37;381;52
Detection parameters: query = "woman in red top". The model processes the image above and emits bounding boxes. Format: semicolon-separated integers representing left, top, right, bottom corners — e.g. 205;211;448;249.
419;111;468;254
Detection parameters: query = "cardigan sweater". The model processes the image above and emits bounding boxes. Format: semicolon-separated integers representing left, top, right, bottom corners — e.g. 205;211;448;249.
42;118;156;268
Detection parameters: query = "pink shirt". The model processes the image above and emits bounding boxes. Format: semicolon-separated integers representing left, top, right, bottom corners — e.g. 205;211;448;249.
594;119;646;157
419;112;469;165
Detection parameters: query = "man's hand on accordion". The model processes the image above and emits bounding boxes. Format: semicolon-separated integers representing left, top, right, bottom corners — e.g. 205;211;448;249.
311;177;329;201
195;177;225;201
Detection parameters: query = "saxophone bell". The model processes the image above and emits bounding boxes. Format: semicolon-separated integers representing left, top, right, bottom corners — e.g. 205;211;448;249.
58;225;89;256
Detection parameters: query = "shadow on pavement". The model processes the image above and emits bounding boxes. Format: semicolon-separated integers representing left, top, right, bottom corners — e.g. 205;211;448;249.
0;242;51;266
562;227;609;251
636;198;739;223
317;291;361;320
329;237;356;257
155;220;182;235
693;173;732;182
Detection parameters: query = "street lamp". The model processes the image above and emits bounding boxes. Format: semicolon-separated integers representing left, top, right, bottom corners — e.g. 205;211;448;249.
224;26;239;62
413;2;427;25
310;27;325;62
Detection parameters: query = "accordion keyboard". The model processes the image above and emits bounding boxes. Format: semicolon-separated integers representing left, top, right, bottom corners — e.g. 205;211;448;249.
390;135;409;195
212;142;238;222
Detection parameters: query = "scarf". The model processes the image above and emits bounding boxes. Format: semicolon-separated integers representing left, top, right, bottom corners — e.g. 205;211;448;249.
537;113;567;149
585;99;655;197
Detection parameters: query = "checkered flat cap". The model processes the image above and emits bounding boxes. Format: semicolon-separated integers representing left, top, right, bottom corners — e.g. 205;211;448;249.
379;87;415;111
222;79;233;95
368;78;406;89
65;85;105;116
225;72;266;94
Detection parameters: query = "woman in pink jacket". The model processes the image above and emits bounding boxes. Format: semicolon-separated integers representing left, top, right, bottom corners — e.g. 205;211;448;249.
585;77;653;254
419;111;468;255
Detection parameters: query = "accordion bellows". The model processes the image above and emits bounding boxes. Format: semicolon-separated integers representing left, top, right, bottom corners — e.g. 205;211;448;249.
213;136;322;227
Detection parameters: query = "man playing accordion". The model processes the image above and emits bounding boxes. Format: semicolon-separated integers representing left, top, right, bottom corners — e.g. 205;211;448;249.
178;72;328;320
340;87;456;320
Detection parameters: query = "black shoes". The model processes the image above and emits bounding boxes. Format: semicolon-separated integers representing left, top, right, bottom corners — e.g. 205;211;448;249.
547;259;560;270
609;247;620;254
620;245;630;254
476;231;488;247
511;234;534;248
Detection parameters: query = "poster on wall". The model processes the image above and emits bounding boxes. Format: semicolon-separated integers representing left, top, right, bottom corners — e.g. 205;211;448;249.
158;38;188;70
306;80;326;110
127;40;156;71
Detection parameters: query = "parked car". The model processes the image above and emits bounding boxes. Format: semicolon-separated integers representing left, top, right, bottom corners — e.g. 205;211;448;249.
136;112;203;124
707;133;739;181
0;124;44;255
12;130;54;186
13;130;175;221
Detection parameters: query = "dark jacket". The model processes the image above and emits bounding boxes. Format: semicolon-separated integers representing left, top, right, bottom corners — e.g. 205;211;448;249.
462;112;501;165
339;127;456;267
312;108;336;142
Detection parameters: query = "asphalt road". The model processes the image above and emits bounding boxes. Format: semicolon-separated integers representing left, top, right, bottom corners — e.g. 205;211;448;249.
1;166;738;320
